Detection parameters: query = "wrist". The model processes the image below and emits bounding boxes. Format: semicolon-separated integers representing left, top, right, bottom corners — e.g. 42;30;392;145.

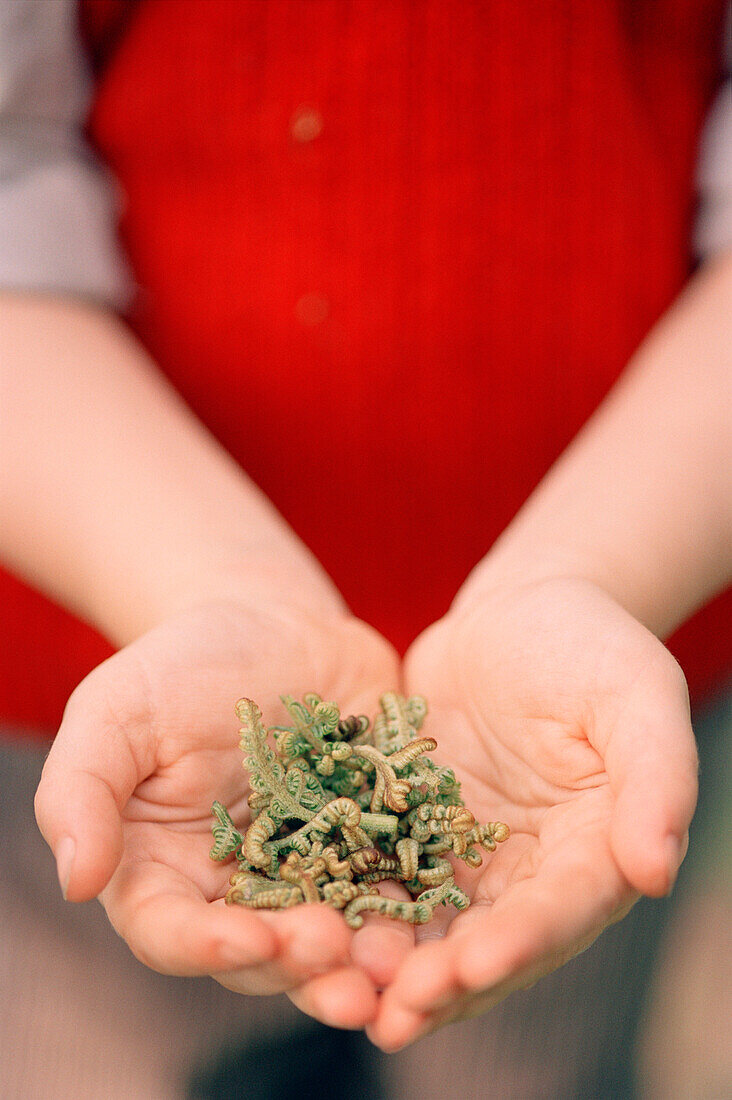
455;259;732;639
0;295;349;648
93;538;347;647
451;539;659;633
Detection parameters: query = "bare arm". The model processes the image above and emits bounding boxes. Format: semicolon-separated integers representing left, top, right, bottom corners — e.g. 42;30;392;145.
457;251;732;638
0;1;341;640
0;293;344;645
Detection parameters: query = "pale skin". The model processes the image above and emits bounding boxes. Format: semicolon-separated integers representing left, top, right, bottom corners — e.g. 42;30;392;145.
1;250;730;1043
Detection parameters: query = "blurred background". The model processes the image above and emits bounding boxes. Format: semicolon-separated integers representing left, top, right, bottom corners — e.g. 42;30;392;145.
1;1;730;1096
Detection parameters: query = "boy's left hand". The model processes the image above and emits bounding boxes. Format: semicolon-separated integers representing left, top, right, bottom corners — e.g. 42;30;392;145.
34;595;403;1021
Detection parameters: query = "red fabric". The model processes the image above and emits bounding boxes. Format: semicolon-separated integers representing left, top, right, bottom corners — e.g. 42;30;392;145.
2;0;729;736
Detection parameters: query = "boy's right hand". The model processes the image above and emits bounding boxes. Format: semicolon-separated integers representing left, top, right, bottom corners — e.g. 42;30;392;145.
34;596;399;1023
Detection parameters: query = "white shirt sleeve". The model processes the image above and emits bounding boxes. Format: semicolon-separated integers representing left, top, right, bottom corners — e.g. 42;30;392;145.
0;0;133;308
694;77;732;259
694;3;732;262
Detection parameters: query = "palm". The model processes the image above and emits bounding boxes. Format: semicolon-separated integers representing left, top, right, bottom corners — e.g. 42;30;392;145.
116;601;395;892
369;578;697;1048
36;598;399;996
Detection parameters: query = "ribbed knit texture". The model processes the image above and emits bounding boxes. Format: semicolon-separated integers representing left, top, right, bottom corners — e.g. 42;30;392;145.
2;0;728;733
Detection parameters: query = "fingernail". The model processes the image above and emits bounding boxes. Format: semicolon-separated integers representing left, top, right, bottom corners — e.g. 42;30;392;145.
55;836;76;900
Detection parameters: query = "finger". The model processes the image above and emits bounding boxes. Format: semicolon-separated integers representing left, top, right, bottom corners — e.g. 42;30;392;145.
367;936;464;1049
366;1004;429;1053
258;904;354;978
602;657;698;896
214;905;357;996
34;660;153;902
369;971;532;1052
349;881;416;988
378;839;629;1030
289;966;379;1029
455;843;631;992
103;858;278;976
366;932;547;1053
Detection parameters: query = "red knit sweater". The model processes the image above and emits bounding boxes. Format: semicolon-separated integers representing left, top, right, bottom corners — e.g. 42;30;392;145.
2;0;728;733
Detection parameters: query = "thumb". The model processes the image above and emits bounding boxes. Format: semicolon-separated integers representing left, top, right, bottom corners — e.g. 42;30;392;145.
604;656;698;898
34;659;153;902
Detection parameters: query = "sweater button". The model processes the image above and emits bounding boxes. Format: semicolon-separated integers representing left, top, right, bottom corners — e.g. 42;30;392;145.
290;105;324;143
295;293;330;325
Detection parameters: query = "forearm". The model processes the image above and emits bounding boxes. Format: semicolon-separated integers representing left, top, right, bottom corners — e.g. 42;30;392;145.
0;293;344;645
458;252;732;638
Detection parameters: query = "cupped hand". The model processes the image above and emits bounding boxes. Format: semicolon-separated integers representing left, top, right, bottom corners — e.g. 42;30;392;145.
367;577;698;1049
34;595;400;1022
